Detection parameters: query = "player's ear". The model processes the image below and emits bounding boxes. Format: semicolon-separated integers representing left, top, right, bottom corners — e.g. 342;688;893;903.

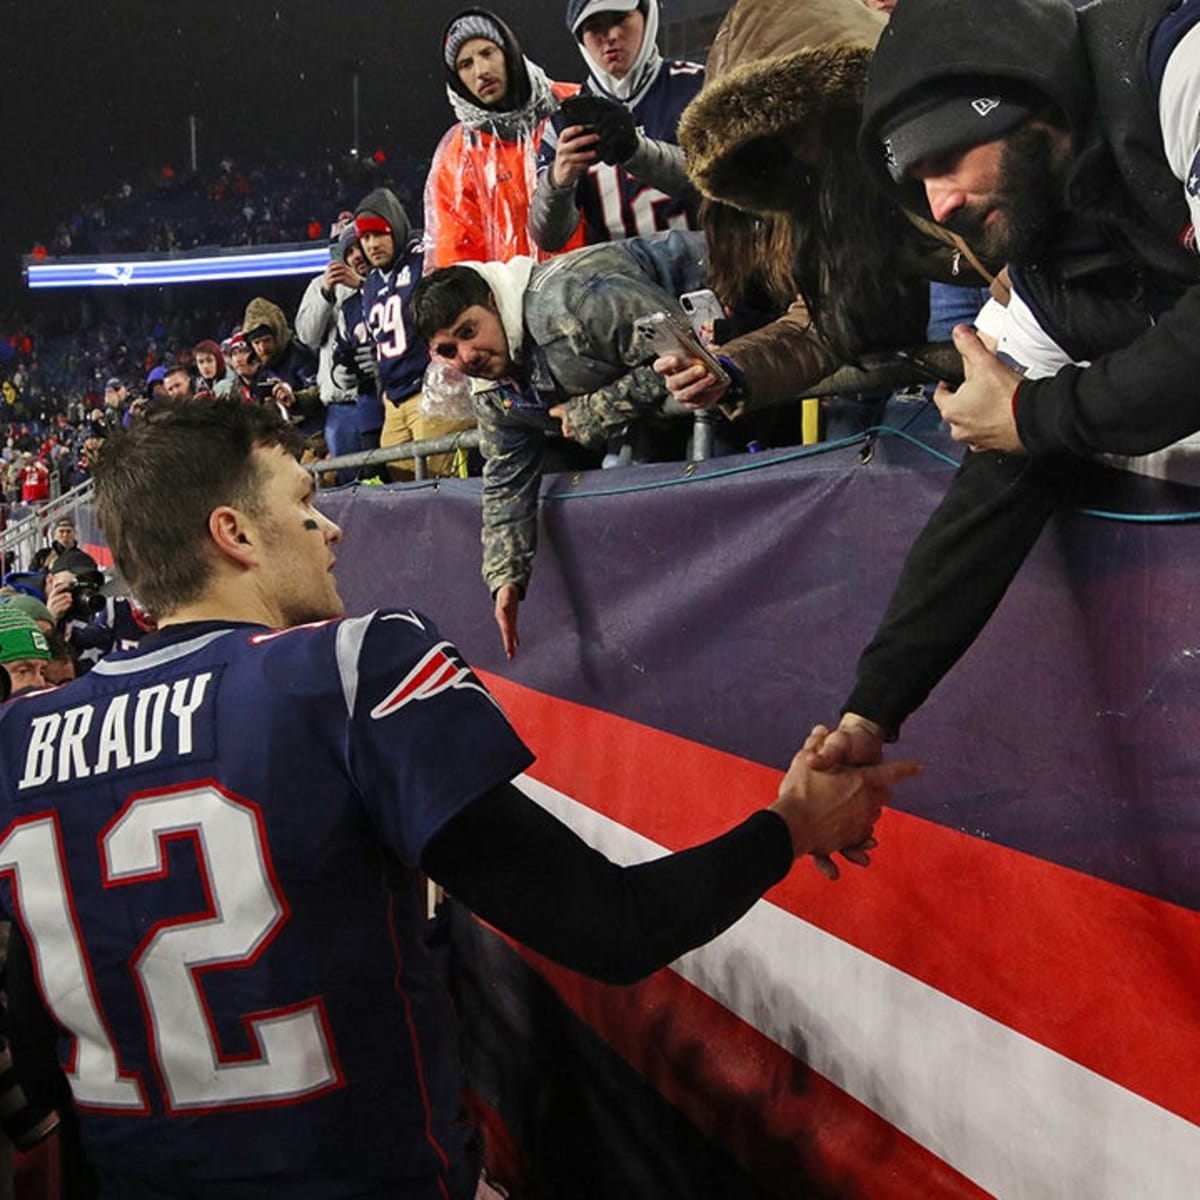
209;505;258;568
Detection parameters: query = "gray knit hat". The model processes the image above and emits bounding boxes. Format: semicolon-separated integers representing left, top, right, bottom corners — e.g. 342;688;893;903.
880;86;1031;182
444;13;506;69
0;593;54;629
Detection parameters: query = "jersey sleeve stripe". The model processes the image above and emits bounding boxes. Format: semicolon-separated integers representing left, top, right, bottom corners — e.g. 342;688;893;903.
334;614;375;718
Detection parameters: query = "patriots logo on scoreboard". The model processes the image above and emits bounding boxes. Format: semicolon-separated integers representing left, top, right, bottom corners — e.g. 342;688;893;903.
370;641;495;718
96;263;135;285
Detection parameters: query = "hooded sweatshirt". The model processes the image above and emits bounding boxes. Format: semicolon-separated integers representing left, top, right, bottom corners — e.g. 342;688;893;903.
294;227;365;409
191;340;229;398
240;298;322;434
461;230;711;597
529;0;703;252
424;8;584;269
840;0;1200;738
355;188;430;403
860;0;1200;460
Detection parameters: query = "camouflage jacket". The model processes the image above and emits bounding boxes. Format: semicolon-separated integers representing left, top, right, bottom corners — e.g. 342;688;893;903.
476;230;710;597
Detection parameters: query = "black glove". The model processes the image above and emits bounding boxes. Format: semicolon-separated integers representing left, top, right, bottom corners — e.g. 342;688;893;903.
560;94;638;165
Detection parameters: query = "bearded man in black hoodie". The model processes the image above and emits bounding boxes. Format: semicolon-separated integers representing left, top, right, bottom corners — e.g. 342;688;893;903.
808;0;1200;764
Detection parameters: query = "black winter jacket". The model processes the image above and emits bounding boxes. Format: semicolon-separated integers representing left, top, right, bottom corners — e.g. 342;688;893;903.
846;0;1200;734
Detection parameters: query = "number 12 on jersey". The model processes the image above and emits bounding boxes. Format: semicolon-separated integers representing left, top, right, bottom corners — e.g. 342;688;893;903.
0;782;343;1113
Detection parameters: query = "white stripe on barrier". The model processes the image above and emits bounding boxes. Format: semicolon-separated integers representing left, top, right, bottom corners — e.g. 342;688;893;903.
516;773;1200;1200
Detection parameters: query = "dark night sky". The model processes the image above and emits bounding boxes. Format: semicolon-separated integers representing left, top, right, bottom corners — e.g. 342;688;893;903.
1;0;588;307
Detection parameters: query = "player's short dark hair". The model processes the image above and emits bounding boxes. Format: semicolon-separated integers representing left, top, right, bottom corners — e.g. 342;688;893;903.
410;267;494;343
93;400;301;618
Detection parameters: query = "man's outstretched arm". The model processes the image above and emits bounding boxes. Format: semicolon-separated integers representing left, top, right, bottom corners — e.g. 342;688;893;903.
806;448;1081;763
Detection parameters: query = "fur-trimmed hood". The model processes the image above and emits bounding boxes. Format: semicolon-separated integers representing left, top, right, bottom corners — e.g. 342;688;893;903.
241;297;291;358
679;0;885;214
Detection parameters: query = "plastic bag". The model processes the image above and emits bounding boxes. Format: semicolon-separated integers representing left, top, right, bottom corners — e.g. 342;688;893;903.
420;360;475;421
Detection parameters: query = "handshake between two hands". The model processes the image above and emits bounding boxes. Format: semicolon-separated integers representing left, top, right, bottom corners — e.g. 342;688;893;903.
770;714;920;881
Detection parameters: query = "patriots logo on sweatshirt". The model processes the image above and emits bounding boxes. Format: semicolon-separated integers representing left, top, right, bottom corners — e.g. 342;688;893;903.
370;641;496;718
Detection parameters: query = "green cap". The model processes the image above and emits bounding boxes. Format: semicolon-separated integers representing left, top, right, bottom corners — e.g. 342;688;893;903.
0;608;51;664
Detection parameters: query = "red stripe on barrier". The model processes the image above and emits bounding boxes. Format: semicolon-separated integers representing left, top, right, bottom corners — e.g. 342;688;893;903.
481;673;1200;1126
493;929;990;1200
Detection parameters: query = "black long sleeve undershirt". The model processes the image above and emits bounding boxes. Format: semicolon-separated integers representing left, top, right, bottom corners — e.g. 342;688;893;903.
421;783;794;985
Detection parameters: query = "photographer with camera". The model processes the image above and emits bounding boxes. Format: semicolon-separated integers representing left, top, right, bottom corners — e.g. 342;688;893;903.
40;556;113;681
50;570;156;672
45;564;106;627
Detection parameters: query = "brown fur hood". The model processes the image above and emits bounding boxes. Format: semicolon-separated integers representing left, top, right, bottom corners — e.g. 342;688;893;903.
241;297;292;356
679;0;884;214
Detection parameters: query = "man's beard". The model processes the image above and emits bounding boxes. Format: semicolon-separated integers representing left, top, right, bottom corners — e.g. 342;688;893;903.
942;124;1066;266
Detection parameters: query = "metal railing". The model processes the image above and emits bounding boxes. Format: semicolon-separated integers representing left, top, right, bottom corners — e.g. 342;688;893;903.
0;481;97;576
303;347;959;485
306;429;484;486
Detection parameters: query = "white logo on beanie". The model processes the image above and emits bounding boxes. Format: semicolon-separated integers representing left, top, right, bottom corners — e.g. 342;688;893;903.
972;97;1001;117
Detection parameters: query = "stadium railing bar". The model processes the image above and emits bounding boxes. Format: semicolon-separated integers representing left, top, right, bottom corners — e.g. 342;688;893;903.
305;346;961;486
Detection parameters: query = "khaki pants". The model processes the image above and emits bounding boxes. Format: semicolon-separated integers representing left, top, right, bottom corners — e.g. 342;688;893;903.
380;392;475;481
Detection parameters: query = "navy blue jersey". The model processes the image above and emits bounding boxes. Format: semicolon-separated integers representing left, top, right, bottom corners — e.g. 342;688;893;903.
361;240;431;404
0;612;533;1198
539;60;704;244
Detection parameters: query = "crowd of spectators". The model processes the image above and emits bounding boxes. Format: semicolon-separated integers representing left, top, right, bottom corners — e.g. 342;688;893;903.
0;0;1198;1193
0;149;430;503
25;149;423;262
